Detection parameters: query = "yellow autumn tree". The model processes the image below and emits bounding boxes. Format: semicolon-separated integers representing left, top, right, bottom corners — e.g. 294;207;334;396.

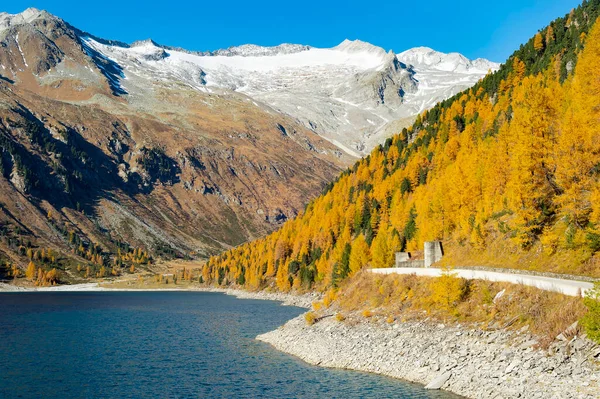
505;74;560;247
26;261;36;281
430;269;465;312
349;234;370;275
371;227;396;269
556;19;600;230
534;32;544;51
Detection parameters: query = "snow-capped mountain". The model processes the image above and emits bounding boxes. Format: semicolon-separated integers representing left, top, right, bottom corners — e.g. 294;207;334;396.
78;37;498;155
0;8;348;257
394;47;500;121
0;8;500;156
398;47;497;72
0;7;501;263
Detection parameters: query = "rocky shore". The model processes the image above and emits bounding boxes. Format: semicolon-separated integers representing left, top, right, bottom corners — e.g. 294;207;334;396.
194;286;317;308
258;313;600;398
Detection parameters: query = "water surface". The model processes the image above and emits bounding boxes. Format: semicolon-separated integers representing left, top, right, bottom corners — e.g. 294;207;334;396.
0;291;459;398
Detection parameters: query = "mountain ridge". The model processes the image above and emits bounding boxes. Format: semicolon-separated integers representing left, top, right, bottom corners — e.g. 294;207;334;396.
0;8;498;157
0;7;348;283
0;6;497;284
76;32;497;156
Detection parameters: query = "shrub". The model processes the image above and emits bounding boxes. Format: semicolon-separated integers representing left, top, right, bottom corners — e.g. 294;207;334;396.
429;270;467;312
362;309;373;318
323;289;337;307
335;313;346;322
581;282;600;344
305;311;317;325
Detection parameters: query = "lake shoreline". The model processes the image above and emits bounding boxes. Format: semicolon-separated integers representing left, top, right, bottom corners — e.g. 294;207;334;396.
258;312;600;399
0;282;316;308
189;286;317;308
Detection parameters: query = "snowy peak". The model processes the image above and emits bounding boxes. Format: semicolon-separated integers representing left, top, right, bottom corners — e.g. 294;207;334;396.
212;43;311;57
334;39;390;57
398;46;499;73
0;7;499;156
0;8;54;33
130;38;160;48
471;57;499;71
77;35;498;155
126;39;169;61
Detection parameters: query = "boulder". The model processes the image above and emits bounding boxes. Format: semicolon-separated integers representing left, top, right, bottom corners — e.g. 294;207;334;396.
425;372;452;389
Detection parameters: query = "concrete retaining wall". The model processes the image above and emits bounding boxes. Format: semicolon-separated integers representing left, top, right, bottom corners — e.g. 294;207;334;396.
424;241;443;268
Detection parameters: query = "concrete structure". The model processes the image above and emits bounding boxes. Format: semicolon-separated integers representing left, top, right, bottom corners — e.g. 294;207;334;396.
424;241;443;268
369;267;593;297
395;241;443;268
395;252;411;263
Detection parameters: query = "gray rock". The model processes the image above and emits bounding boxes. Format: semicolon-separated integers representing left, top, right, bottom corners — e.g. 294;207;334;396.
493;289;506;303
256;311;600;399
425;372;452;389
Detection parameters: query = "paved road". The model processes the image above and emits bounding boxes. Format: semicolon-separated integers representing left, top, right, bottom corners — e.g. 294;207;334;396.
369;267;595;297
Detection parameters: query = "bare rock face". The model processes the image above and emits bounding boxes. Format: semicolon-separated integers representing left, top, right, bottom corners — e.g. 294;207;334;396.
9;161;26;192
0;9;347;267
334;53;418;108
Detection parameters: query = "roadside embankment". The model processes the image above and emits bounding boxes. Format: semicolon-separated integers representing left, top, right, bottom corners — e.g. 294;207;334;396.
369;268;595;297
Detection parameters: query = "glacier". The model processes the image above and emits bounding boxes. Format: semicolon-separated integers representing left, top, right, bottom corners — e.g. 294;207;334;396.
80;37;499;156
1;8;500;156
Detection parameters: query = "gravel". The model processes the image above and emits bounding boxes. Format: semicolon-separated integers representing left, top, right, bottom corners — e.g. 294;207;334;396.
258;313;600;398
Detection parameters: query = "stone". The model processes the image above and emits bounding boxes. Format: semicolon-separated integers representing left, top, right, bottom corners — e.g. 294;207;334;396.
255;309;600;399
519;339;538;350
425;372;452;389
505;360;520;374
493;289;506;303
572;339;586;351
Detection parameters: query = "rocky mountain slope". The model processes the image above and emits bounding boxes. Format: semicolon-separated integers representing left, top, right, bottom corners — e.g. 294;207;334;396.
0;8;346;281
0;7;496;283
80;35;498;156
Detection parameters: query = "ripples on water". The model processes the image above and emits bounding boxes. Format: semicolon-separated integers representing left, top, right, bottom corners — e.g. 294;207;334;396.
0;292;460;398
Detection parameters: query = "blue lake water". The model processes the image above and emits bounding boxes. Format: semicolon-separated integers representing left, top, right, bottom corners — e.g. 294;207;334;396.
0;291;460;398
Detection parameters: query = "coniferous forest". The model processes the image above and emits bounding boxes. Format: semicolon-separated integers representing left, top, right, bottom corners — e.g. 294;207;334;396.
205;1;600;291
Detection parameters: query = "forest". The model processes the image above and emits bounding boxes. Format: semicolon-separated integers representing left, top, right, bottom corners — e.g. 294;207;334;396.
204;0;600;292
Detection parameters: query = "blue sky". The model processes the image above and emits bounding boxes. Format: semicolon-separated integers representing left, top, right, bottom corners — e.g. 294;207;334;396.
4;0;582;62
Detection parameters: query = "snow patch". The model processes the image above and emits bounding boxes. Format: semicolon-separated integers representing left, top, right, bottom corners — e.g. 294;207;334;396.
80;35;498;155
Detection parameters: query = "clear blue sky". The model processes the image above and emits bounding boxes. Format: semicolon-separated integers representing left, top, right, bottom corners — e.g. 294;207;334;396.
4;0;582;62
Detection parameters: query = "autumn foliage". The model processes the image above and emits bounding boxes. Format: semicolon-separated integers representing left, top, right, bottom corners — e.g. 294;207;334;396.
204;6;600;291
334;272;586;347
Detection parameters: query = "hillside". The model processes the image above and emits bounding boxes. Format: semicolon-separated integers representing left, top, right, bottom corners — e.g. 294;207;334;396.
205;0;600;290
0;9;345;283
0;8;501;286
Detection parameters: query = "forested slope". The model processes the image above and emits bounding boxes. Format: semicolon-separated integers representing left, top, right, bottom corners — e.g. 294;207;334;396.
205;0;600;290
